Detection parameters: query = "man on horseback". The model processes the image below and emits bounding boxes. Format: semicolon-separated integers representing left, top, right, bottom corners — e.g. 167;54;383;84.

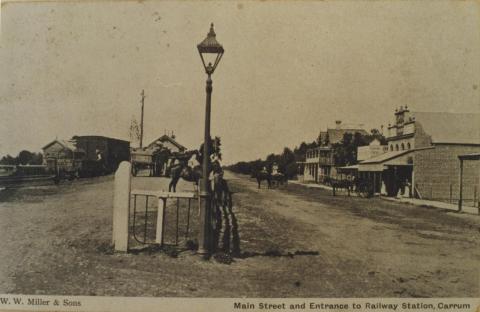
168;150;202;192
210;154;223;181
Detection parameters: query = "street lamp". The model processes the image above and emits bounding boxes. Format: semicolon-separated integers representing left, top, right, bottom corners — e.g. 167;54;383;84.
197;23;224;255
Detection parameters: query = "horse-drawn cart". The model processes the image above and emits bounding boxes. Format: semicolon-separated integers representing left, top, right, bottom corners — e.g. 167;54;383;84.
327;175;374;198
130;148;171;177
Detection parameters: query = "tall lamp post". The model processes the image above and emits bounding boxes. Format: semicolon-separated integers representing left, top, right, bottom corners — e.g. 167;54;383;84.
197;23;224;254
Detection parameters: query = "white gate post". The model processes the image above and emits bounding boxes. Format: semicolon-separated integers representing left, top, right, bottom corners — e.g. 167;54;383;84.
155;197;167;245
113;161;131;252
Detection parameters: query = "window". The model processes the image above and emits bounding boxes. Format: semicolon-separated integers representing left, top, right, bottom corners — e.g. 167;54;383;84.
401;143;405;150
407;143;411;150
396;144;399;151
390;145;393;151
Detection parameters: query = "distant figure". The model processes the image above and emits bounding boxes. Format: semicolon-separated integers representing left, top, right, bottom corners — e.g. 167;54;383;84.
397;179;406;198
403;181;412;198
381;180;387;195
96;149;103;162
350;174;356;191
272;162;279;176
95;149;106;174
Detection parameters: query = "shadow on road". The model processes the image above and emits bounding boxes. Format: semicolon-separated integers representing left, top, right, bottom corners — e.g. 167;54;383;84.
213;192;240;257
212;192;319;262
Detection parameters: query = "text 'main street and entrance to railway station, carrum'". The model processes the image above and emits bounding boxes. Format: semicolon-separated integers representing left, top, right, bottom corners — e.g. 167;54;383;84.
233;301;473;311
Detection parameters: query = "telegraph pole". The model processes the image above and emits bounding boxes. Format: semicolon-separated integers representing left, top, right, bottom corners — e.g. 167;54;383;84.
140;89;145;148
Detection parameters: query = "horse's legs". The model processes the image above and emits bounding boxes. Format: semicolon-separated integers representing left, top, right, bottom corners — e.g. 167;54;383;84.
169;176;179;192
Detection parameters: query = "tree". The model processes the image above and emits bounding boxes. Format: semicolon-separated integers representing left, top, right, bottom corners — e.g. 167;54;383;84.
17;150;34;165
278;147;295;173
129;117;141;147
0;155;16;165
30;153;43;165
285;161;299;179
332;131;370;166
367;128;387;145
324;132;330;146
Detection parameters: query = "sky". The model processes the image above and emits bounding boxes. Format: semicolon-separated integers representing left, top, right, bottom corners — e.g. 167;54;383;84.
0;0;479;164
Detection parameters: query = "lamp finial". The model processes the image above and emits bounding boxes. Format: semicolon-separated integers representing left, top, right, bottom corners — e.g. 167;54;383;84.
208;23;216;37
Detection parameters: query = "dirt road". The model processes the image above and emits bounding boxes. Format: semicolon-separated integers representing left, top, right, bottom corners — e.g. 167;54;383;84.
0;172;478;297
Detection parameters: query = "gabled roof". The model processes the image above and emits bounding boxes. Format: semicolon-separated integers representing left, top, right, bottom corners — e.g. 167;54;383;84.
71;135;129;143
412;112;480;145
319;128;368;145
42;139;77;151
147;135;187;151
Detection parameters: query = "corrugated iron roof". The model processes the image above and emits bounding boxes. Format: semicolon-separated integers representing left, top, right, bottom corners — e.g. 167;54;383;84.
412;112;480;145
359;149;414;164
147;135;187;151
42;139;77;151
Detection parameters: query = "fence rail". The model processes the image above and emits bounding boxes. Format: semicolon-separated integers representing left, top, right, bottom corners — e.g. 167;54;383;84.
130;190;198;248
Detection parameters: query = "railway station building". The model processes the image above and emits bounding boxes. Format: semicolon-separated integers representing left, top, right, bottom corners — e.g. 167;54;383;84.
146;134;187;154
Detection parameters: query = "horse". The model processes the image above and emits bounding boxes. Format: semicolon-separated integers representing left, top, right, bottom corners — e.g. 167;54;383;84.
168;164;202;192
253;170;271;189
168;150;230;198
212;173;231;207
329;177;355;196
168;150;202;192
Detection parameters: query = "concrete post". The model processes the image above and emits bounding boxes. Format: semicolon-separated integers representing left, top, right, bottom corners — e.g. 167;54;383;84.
113;161;131;252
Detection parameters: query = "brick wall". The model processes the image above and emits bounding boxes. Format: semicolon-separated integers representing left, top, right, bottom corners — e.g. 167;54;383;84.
414;145;480;205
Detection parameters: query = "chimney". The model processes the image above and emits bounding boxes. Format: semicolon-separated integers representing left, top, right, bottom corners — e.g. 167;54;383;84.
335;120;342;129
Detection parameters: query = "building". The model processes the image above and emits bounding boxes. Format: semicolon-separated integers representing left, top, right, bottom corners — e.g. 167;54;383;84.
42;139;85;174
358;107;480;203
131;134;188;176
43;136;130;176
146;134;187;154
304;120;368;183
71;135;130;172
43;139;80;161
357;139;388;162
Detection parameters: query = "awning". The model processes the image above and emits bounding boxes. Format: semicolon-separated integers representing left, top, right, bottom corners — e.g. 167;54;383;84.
458;153;480;161
337;164;359;171
358;149;414;172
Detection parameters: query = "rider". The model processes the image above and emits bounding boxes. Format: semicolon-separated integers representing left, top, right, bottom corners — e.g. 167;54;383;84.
210;153;223;190
271;162;279;176
210;153;223;177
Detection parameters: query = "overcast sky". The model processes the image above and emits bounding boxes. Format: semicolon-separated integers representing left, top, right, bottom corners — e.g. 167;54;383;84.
1;0;479;164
